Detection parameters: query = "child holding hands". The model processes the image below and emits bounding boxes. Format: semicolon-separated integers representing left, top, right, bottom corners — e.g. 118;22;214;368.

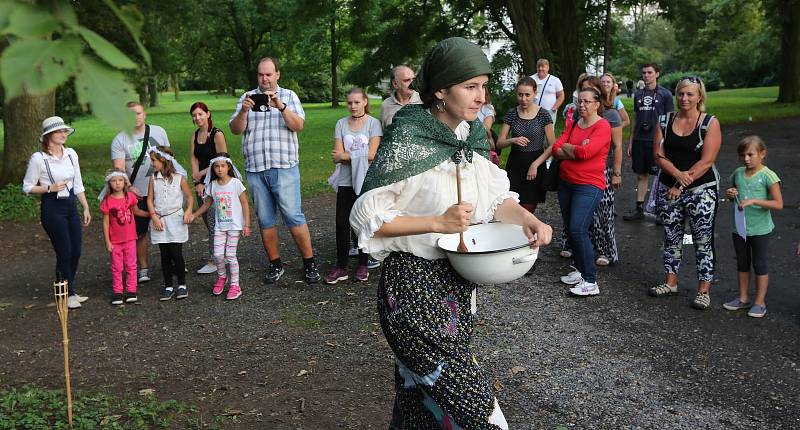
723;136;783;318
100;169;150;305
147;146;194;301
191;154;250;300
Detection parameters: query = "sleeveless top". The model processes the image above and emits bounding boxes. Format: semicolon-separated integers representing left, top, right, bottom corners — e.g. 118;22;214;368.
658;116;716;189
193;127;221;171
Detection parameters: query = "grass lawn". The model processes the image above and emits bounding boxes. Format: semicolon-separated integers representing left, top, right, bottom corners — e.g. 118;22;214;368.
0;86;798;220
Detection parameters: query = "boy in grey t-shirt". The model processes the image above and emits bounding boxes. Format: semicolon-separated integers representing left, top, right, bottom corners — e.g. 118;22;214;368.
111;101;171;283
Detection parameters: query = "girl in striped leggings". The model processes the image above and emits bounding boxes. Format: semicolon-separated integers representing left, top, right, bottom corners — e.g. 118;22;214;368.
191;154;250;300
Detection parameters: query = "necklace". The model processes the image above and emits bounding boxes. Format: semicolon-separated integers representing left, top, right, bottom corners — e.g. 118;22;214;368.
350;112;367;119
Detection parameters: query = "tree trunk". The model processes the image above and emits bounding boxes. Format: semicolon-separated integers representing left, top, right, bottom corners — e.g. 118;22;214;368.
544;0;582;92
172;74;180;101
148;76;158;107
603;0;612;74
138;82;149;107
0;91;55;186
330;1;339;108
777;0;800;102
505;0;548;75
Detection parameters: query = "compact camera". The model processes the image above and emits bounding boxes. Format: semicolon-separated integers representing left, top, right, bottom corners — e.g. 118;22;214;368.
250;94;271;112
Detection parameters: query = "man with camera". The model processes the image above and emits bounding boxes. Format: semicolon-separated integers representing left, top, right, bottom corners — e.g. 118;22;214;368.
623;62;674;221
229;57;320;284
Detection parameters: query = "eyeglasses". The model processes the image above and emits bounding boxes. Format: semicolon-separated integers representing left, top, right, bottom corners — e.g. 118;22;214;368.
680;76;702;84
578;99;597;105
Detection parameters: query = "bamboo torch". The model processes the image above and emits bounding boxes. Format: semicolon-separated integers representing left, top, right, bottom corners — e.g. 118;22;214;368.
53;277;73;428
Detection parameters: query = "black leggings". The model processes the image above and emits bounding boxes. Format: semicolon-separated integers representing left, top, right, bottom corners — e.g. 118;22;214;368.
732;233;771;276
335;186;368;268
158;243;186;287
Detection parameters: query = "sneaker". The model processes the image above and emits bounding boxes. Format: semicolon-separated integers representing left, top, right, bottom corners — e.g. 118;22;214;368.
623;209;644;221
367;257;381;270
196;262;217;274
226;284;242;300
137;268;151;283
559;250;572;258
324;266;349;284
264;265;285;284
175;285;189;300
160;287;174;301
75;294;89;303
348;246;359;257
723;298;751;311
213;277;227;295
111;294;124;306
67;295;82;309
304;263;321;284
692;292;711;310
124;292;138;303
560;269;582;285
569;281;600;296
354;265;369;282
649;283;678;297
747;304;767;318
596;256;610;266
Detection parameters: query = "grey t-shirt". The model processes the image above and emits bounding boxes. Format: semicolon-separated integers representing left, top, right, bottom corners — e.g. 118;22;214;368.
110;124;170;195
333;115;382;193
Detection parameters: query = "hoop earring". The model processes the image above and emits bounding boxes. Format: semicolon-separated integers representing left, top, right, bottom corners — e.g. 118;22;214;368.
436;99;446;113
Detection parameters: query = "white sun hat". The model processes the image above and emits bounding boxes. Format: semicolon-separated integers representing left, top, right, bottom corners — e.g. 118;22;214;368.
40;116;75;142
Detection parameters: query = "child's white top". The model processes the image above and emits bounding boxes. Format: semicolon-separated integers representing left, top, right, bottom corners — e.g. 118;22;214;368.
206;178;246;231
150;172;188;244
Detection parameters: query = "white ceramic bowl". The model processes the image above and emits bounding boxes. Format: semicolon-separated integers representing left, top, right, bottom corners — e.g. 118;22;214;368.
437;222;538;284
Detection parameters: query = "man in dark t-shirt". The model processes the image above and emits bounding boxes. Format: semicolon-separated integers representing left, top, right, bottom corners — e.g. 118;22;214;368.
623;63;674;221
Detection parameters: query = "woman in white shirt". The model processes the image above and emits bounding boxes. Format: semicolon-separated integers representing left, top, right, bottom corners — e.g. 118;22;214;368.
22;116;91;309
350;37;552;429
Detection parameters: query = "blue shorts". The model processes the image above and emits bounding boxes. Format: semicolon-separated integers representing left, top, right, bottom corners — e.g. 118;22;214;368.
246;166;307;229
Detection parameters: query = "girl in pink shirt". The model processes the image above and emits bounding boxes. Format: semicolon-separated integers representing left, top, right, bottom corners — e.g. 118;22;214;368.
100;170;150;305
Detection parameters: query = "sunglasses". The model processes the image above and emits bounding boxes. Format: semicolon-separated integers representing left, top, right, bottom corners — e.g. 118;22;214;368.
680;76;703;84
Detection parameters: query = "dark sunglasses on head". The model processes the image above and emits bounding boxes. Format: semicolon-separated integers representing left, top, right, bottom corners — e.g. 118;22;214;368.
680;76;703;84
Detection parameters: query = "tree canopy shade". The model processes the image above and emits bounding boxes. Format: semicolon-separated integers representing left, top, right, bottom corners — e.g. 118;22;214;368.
0;0;147;185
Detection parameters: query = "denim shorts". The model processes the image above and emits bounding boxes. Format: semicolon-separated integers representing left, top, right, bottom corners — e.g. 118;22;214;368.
246;166;307;229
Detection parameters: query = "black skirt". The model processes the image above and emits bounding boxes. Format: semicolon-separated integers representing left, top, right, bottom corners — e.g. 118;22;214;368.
505;149;547;204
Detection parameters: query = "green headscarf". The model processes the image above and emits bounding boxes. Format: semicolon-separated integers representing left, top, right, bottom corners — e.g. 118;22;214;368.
413;37;493;102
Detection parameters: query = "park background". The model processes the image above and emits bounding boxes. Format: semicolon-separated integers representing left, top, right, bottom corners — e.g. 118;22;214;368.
0;1;799;429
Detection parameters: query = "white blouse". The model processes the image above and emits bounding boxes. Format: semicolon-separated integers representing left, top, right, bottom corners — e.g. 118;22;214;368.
349;121;518;261
22;148;86;195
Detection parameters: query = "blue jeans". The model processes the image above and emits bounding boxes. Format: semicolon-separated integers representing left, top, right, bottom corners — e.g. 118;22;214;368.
246;165;307;228
558;181;603;283
40;191;82;296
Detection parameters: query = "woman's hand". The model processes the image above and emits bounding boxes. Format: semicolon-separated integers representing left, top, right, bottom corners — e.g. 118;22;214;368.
675;171;693;187
435;203;473;234
331;149;349;163
738;199;755;210
726;187;738;200
243;225;251;237
152;215;164;231
526;162;539;180
82;207;91;226
560;143;576;160
195;183;205;198
511;136;530;147
50;181;67;193
522;215;553;248
611;175;622;188
667;186;682;200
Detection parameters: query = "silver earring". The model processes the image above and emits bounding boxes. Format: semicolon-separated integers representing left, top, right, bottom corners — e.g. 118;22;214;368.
436;100;446;112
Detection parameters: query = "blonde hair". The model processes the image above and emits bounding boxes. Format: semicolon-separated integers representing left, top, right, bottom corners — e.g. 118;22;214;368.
675;77;707;113
737;135;767;156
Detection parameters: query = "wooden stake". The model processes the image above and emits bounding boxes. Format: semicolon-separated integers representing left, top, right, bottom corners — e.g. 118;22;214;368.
53;280;73;428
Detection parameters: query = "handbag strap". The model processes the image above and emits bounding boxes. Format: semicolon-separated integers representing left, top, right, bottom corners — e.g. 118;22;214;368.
537;75;552;106
129;124;151;183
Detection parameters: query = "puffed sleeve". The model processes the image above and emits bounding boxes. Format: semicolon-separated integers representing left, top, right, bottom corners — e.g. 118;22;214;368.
22;153;43;195
69;149;86;195
349;180;407;253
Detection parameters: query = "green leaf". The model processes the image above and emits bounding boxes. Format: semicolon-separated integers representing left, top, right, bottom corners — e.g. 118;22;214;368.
52;1;79;30
2;3;58;38
0;36;82;100
77;26;137;69
0;2;15;32
74;55;136;132
100;0;151;66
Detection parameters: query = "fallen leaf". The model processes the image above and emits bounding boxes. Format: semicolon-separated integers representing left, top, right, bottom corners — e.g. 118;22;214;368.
493;380;504;391
222;409;244;416
138;388;155;396
511;366;526;375
238;370;247;375
24;304;34;309
317;300;330;306
296;369;310;377
325;341;338;347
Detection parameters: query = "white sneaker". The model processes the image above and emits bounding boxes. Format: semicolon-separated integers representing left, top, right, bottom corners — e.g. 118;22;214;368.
75;294;89;303
569;281;600;296
196;262;217;274
137;268;151;283
559;250;573;258
596;256;610;266
67;295;82;309
560;270;582;285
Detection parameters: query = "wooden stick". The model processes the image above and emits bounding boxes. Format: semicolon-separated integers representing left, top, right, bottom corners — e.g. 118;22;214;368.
54;280;73;428
455;162;468;253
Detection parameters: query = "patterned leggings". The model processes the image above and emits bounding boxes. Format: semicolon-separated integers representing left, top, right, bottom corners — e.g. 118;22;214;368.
656;185;718;282
214;230;241;285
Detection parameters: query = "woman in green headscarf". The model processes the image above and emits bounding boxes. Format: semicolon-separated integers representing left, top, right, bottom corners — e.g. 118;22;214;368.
350;37;552;429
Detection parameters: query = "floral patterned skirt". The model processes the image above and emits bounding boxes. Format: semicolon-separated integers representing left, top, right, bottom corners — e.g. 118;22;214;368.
378;252;508;430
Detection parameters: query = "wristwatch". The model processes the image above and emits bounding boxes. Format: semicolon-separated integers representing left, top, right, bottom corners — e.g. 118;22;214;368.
278;103;287;112
612;172;621;177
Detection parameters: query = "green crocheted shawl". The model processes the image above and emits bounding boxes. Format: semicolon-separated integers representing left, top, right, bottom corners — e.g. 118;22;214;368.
361;104;490;193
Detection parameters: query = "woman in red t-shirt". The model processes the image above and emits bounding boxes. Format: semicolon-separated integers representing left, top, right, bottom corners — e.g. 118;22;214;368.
552;87;611;297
